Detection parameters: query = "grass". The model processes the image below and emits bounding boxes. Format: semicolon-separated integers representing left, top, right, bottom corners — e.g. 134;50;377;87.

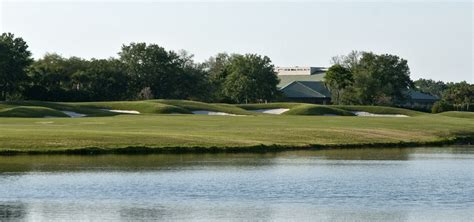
0;111;473;154
75;101;191;114
238;102;302;110
438;111;474;119
157;100;254;115
283;104;354;116
332;105;425;117
0;106;68;118
0;100;429;117
0;100;472;154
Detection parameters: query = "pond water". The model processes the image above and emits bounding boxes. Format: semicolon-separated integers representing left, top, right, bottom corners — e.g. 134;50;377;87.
0;147;473;221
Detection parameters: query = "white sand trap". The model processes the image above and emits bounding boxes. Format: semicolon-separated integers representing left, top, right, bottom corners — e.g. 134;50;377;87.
252;108;290;115
192;110;241;116
61;111;87;118
352;111;408;117
104;109;140;114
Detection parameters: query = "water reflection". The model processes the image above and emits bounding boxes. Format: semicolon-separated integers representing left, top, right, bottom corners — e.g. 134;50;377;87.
0;146;472;172
119;206;169;221
0;146;472;221
0;202;27;220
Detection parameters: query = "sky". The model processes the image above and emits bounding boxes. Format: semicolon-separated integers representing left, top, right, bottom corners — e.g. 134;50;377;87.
1;0;472;83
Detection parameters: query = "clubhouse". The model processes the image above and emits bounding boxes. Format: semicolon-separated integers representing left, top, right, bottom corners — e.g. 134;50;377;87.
275;66;438;107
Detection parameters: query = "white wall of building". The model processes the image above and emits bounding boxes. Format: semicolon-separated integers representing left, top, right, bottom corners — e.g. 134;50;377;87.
275;67;326;76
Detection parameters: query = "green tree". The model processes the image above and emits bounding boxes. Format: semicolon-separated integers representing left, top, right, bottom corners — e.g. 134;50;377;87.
203;53;231;101
324;64;353;104
341;52;412;105
414;78;446;98
26;53;90;101
173;50;211;101
82;59;130;101
331;50;362;70
442;81;473;111
0;33;33;100
26;53;70;101
222;54;279;103
119;42;181;99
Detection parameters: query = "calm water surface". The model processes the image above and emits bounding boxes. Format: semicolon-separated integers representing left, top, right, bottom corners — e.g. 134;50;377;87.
0;147;473;221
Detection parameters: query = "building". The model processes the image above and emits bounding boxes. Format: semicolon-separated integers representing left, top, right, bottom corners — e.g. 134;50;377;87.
276;66;330;104
275;66;438;106
275;66;327;75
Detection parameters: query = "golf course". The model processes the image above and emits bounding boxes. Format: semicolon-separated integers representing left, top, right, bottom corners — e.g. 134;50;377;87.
0;100;472;154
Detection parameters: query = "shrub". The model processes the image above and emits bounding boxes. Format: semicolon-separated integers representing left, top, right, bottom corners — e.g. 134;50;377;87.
432;101;451;113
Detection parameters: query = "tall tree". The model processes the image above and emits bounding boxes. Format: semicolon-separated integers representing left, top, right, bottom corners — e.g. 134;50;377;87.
331;50;362;70
119;43;182;99
341;52;412;105
0;33;33;100
26;53;90;101
203;53;231;102
442;81;473;110
222;54;279;103
324;64;353;104
81;59;130;101
174;50;210;101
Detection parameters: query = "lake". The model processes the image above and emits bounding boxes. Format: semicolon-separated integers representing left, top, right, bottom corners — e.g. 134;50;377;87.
0;147;473;221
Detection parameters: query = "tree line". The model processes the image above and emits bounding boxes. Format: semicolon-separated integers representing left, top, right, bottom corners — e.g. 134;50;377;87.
1;32;472;110
414;79;473;112
0;33;279;103
324;51;473;112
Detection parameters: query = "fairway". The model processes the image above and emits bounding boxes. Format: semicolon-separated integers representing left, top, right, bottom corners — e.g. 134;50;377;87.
0;112;473;153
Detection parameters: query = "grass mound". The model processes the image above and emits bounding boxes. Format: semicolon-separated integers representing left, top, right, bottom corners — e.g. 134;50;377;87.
238;103;301;110
438;111;474;119
333;105;424;117
76;101;191;114
3;101;115;117
0;100;433;118
283;104;355;116
158;100;253;115
0;106;68;118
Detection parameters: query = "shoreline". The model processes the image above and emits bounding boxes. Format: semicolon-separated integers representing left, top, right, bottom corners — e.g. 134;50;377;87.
1;135;472;156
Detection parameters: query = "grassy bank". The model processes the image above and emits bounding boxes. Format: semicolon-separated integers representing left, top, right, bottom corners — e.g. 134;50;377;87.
0;110;472;154
1;100;428;117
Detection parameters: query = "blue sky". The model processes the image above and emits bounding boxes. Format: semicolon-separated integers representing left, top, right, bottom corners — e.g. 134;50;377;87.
1;0;472;83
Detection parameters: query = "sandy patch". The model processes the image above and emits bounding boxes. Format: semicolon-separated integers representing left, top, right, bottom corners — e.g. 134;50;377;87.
103;109;140;114
252;108;290;115
192;110;242;116
36;121;54;124
352;111;408;117
61;111;87;118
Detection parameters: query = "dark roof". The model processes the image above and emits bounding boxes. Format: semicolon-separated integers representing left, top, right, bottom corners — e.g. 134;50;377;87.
278;73;438;102
278;74;326;88
407;89;439;101
280;81;330;98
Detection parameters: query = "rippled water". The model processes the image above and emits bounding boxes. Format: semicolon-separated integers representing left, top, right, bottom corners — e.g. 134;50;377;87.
0;147;473;221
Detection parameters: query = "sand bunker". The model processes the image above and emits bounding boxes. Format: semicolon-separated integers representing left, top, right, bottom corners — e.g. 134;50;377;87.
104;109;140;114
192;110;241;116
61;111;87;118
252;108;289;115
352;111;408;117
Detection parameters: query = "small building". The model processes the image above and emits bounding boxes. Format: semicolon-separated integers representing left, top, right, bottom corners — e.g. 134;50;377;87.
403;89;439;110
275;66;327;76
275;66;438;106
276;66;331;104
